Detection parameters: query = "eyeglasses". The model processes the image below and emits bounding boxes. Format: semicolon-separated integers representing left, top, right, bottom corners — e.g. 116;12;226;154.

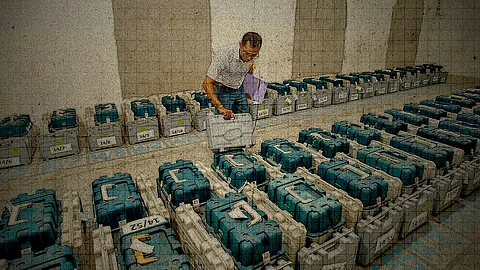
240;47;259;60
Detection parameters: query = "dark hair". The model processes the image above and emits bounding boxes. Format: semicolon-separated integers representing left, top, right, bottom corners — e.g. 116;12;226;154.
242;32;262;48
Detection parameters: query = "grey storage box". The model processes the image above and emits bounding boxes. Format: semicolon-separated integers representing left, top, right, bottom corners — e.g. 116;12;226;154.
395;185;436;238
248;98;274;120
430;168;463;214
160;112;191;137
87;122;123;151
206;113;255;152
0;128;34;168
40;127;79;160
267;88;296;115
297;227;359;270
356;204;403;266
86;104;123;151
124;98;160;144
152;94;192;137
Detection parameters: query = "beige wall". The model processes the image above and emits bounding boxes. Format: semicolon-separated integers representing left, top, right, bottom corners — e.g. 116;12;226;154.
291;0;347;78
416;0;480;84
386;0;424;68
112;0;211;98
0;0;122;124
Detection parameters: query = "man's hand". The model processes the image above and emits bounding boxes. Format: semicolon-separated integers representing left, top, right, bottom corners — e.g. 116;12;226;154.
219;107;234;120
245;92;252;100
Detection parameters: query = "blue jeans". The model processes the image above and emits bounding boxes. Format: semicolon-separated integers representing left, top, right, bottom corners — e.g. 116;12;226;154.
214;84;248;114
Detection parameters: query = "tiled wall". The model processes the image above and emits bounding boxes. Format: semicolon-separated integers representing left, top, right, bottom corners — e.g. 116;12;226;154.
386;0;424;68
291;0;347;78
112;0;211;98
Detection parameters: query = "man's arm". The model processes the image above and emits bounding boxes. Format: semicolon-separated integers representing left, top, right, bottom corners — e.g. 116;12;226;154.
202;76;234;119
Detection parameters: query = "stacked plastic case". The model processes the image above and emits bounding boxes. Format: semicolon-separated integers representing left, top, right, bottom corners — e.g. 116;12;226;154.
296;227;359;270
332;120;381;146
298;127;350;158
349;73;375;98
0;189;61;261
395;185;436;238
436;95;476;108
355;204;403;266
175;203;235;270
316;158;389;211
319;76;349;104
303;78;332;107
39;108;80;159
124;98;160;144
7;244;80;269
267;174;345;243
384;108;430;126
403;103;448;120
157;160;211;221
87;103;123;151
261;138;314;173
241;182;307;264
360;113;408;135
92;172;147;230
416;126;478;155
283;80;313;111
335;74;363;101
180;91;216;131
151;94;191;137
438;119;480;138
203;193;286;270
420;99;462;113
267;82;296;115
0;114;34;168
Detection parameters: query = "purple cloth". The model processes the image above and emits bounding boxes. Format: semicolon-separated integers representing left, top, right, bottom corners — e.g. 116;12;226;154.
242;74;268;103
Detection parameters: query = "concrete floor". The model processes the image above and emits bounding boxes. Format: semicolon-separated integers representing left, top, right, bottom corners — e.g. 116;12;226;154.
0;82;479;269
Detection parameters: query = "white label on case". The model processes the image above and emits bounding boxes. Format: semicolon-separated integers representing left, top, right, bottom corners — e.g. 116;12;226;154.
50;143;72;154
404;82;411;88
257;109;269;118
423;79;429;85
97;136;116;147
444;186;460;205
281;106;293;114
169;126;186;136
378;88;386;94
432;76;439;83
408;211;428;232
122;216;167;235
137;129;154;141
321;262;347;270
319;96;328;103
0;157;20;168
414;81;420;87
297;103;308;110
350;93;359;100
375;228;395;253
339;92;347;99
366;87;374;93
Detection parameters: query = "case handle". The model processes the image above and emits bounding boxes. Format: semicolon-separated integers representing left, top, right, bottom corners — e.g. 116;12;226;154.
101;184;118;201
229;201;262;227
168;169;186;184
340;164;370;180
8;202;32;226
224;155;244;167
285;185;314;204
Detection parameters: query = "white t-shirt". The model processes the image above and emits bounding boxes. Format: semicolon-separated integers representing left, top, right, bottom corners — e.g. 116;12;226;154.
206;44;254;89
